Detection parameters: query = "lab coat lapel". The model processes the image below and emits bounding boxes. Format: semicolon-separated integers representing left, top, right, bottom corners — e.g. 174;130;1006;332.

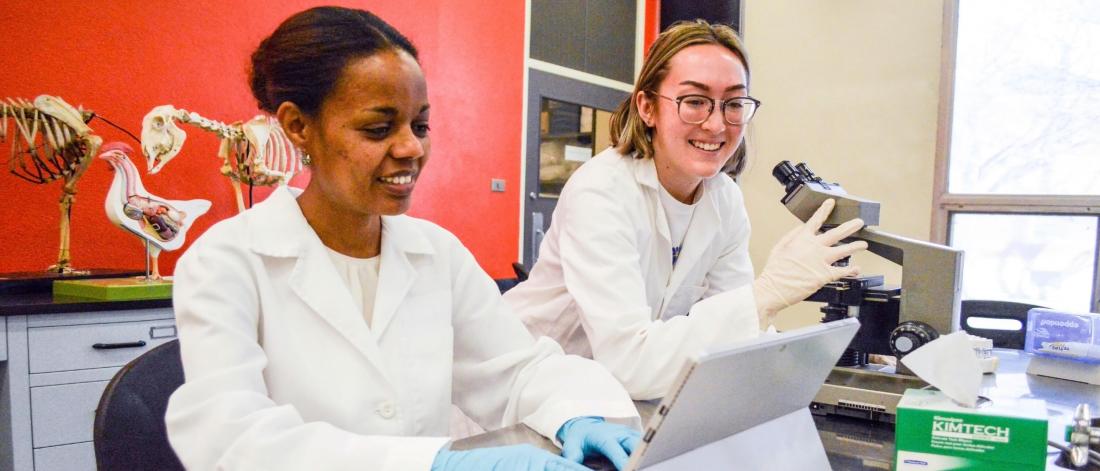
370;216;433;340
635;159;673;249
289;244;392;379
249;187;394;384
634;158;675;318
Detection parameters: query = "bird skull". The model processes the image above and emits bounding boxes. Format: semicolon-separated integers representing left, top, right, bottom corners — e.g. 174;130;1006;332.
141;105;186;173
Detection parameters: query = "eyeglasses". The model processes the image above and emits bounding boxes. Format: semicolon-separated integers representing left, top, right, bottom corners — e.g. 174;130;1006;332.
647;92;761;125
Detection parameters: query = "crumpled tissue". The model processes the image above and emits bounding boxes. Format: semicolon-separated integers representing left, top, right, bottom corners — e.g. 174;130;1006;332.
900;331;982;407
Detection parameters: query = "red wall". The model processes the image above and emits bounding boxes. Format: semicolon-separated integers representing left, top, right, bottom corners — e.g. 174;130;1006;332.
0;0;525;278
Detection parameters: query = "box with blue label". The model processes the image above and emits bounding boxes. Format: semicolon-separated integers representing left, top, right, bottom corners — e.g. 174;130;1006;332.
1025;308;1100;363
895;389;1048;470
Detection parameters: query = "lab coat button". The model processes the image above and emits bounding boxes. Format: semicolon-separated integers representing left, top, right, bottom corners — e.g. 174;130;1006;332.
377;401;396;419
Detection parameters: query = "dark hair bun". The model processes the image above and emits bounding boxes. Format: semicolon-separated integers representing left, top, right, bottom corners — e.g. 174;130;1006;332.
248;6;418;116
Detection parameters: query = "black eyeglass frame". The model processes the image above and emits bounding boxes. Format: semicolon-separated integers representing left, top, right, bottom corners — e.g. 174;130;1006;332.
646;91;762;125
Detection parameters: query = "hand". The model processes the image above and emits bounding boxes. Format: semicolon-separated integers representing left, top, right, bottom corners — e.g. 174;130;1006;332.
432;444;590;471
869;354;897;367
754;199;868;321
557;417;641;470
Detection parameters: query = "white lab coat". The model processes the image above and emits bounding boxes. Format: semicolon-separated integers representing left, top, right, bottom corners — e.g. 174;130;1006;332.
504;148;761;399
165;186;639;471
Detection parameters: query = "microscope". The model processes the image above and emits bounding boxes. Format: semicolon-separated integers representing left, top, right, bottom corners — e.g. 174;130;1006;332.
771;161;965;423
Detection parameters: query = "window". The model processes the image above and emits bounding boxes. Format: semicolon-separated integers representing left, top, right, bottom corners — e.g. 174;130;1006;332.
935;0;1100;312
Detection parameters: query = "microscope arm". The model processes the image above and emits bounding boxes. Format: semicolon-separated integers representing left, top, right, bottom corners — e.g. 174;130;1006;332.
847;227;964;335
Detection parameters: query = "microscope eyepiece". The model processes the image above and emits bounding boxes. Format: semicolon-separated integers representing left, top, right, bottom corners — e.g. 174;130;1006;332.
772;160;797;183
773;160;819;194
772;160;801;192
795;163;818;182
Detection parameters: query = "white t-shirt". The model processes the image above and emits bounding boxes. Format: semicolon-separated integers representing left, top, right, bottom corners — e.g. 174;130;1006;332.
325;247;381;328
656;184;701;266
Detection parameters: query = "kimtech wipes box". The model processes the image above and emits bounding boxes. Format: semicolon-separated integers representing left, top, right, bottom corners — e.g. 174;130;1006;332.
895;389;1048;470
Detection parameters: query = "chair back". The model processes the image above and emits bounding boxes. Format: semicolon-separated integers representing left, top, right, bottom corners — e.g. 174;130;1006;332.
93;339;186;471
494;262;530;293
960;300;1046;349
494;278;521;293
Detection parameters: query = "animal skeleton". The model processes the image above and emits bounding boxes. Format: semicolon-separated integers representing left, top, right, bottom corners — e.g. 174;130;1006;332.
141;105;302;212
99;142;210;280
0;95;102;273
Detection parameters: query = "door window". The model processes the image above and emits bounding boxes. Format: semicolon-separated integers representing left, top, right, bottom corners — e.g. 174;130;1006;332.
538;98;614;196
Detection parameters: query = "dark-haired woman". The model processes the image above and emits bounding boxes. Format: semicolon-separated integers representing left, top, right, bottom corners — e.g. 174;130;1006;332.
504;21;868;400
165;7;639;471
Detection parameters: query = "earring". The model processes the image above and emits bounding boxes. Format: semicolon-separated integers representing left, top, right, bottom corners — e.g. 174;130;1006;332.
300;151;312;166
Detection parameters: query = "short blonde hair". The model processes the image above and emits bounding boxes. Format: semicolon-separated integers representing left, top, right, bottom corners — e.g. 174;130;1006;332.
609;20;751;176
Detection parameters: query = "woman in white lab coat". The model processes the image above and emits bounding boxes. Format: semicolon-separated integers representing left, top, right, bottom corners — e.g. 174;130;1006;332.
504;21;867;399
165;7;641;471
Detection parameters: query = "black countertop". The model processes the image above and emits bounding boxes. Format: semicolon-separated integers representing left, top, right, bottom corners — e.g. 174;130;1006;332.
0;291;172;316
0;269;173;316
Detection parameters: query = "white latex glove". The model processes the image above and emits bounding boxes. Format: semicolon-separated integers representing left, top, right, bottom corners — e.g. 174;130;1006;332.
754;199;868;322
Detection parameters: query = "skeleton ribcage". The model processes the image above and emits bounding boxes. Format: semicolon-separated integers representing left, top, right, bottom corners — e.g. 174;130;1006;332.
1;98;95;185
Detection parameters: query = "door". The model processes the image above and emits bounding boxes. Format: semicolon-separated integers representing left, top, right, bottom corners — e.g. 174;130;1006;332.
523;69;629;266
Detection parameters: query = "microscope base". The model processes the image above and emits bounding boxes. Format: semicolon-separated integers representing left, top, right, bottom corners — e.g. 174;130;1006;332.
810;366;927;424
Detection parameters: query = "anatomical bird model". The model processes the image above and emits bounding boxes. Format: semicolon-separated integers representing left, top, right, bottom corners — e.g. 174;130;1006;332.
140;105;301;212
98;142;211;280
0;95;102;273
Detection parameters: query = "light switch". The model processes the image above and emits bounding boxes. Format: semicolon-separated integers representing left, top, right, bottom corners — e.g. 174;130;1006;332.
491;179;506;192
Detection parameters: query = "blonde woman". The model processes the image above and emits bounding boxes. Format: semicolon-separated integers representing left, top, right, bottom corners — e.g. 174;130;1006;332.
505;20;867;399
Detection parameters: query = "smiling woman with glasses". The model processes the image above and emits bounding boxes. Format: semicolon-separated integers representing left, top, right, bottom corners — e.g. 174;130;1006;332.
503;20;867;400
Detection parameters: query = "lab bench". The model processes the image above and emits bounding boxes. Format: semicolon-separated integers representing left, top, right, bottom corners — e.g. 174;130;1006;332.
0;287;175;471
454;349;1100;470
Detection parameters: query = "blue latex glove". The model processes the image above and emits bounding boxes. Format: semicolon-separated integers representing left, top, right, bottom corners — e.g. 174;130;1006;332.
432;444;590;471
557;417;641;470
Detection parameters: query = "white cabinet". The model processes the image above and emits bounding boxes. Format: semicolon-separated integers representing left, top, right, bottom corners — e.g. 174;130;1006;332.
33;442;94;471
2;308;176;470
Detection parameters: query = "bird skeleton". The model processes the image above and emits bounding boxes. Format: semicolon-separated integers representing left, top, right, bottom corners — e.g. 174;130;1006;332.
0;95;102;273
141;105;302;212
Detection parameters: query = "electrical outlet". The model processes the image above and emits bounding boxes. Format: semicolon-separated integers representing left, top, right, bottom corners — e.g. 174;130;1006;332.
491;179;506;192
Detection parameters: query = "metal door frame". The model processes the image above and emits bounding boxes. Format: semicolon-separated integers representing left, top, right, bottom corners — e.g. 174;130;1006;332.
522;68;630;266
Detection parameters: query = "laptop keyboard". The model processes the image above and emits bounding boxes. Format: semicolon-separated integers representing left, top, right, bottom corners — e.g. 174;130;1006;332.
582;455;617;471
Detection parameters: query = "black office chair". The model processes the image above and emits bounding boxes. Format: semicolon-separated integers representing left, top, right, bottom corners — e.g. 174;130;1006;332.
960;300;1046;350
93;339;186;471
494;262;531;294
494;278;521;293
511;262;529;282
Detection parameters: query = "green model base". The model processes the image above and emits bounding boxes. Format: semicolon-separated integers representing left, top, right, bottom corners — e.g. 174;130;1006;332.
52;277;173;301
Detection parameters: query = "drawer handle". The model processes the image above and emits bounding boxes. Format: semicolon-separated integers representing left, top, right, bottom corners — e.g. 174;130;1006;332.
150;325;177;339
92;341;147;350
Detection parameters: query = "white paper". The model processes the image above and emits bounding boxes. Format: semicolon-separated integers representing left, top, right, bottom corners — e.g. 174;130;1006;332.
900;331;983;407
564;145;592;163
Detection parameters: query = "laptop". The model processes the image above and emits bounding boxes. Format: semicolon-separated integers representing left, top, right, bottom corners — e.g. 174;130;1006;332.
585;317;859;470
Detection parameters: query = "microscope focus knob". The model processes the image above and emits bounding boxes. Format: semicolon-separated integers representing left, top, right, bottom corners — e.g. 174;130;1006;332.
890;321;940;358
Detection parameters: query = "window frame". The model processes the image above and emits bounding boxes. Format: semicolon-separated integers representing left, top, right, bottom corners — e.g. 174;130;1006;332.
931;0;1100;313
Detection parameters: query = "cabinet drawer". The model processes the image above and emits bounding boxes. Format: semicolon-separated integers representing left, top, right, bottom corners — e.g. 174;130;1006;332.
31;381;108;448
28;319;176;373
34;441;95;471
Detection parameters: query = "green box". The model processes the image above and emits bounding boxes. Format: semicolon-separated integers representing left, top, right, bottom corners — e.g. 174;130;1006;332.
896;389;1048;470
53;277;172;301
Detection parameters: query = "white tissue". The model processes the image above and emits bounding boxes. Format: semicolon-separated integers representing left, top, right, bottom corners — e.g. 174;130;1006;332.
900;331;983;407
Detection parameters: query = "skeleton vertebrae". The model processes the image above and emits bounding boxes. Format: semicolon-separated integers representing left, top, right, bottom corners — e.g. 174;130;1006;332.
0;95;102;273
141;105;302;212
